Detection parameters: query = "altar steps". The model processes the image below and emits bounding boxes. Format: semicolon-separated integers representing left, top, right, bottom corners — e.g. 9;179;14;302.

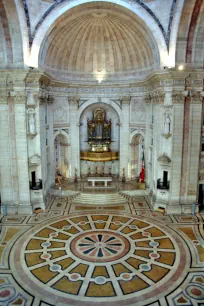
72;193;127;205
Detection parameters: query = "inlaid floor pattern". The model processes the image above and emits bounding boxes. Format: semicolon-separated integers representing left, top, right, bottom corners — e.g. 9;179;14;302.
0;194;204;306
72;193;127;205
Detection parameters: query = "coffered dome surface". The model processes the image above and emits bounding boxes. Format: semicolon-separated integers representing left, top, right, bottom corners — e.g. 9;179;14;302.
39;2;160;83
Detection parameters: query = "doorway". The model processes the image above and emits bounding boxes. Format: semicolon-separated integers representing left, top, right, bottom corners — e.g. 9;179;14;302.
130;134;144;180
54;134;69;179
31;171;36;187
163;171;168;188
198;184;204;211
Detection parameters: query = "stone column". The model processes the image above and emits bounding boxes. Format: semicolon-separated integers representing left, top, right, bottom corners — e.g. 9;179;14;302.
0;94;14;211
180;91;202;212
13;91;32;213
69;96;80;179
47;95;55;187
145;94;152;190
120;96;130;179
0;90;32;214
167;91;185;214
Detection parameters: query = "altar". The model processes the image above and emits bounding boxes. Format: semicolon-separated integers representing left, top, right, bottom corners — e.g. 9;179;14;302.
80;108;119;163
88;176;112;187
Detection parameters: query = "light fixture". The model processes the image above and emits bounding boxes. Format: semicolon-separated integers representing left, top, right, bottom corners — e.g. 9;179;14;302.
178;65;184;71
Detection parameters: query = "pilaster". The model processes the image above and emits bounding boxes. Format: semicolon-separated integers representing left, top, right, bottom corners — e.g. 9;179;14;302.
180;90;203;211
69;96;80;179
120;96;130;179
167;91;185;213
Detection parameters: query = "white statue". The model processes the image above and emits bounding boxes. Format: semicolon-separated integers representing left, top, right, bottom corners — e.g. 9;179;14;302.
164;113;171;134
29;113;36;134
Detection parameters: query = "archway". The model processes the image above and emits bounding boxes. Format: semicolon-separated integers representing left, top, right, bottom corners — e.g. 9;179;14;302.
79;102;120;177
130;134;144;180
54;133;70;180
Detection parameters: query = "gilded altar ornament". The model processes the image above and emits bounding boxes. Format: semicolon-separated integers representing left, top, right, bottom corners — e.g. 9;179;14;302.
81;107;119;162
87;108;112;152
88;166;91;177
74;168;78;183
122;168;126;183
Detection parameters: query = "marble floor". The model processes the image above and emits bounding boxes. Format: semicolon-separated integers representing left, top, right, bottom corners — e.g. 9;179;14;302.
0;194;204;306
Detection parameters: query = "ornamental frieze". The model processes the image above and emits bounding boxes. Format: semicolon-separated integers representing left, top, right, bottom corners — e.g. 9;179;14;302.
172;91;185;104
11;92;27;104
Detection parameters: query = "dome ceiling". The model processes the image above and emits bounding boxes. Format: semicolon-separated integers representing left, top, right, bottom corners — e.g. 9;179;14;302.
39;2;160;83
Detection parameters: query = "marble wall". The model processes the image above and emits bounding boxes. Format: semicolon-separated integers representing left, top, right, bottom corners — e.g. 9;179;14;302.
0;70;203;215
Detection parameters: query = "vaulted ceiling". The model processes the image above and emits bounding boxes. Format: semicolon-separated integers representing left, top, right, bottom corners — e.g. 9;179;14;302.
0;0;203;82
39;2;160;83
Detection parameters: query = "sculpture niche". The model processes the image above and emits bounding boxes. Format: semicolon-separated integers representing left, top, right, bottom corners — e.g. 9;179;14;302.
80;108;119;162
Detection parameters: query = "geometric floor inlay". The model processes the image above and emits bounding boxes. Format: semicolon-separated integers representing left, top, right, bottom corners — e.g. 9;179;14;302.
12;213;190;305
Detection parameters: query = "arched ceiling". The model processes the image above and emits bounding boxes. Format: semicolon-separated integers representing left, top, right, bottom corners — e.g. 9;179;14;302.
176;0;204;68
39;2;160;83
0;0;24;68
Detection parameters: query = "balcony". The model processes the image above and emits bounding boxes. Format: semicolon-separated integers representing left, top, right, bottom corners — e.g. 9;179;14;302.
30;180;43;190
157;179;170;190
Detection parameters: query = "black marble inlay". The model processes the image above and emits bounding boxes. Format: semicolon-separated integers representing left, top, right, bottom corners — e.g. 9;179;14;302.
84;247;95;254
105;237;115;243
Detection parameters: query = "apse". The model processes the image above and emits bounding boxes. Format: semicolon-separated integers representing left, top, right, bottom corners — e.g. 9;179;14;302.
39;2;160;83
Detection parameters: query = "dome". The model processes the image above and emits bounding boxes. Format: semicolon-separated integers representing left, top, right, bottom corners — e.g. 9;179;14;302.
39;2;160;83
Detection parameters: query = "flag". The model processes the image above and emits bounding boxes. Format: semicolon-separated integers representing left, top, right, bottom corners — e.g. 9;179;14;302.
140;152;145;183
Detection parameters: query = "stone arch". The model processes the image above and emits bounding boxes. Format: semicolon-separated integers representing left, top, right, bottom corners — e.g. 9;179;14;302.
129;129;145;144
28;0;169;69
53;130;70;179
129;131;145;180
176;0;204;67
0;0;24;68
53;130;69;144
78;98;121;122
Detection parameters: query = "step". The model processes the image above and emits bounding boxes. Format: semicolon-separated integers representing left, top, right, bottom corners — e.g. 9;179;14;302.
72;193;127;205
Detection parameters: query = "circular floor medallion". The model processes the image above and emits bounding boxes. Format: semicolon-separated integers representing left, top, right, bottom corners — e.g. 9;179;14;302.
12;214;189;306
71;230;130;262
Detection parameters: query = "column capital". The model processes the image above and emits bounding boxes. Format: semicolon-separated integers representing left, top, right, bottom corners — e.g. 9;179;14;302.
172;90;185;104
190;91;203;104
47;94;54;104
145;94;151;106
39;92;48;105
0;95;8;104
69;96;80;106
120;96;130;104
150;91;165;104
